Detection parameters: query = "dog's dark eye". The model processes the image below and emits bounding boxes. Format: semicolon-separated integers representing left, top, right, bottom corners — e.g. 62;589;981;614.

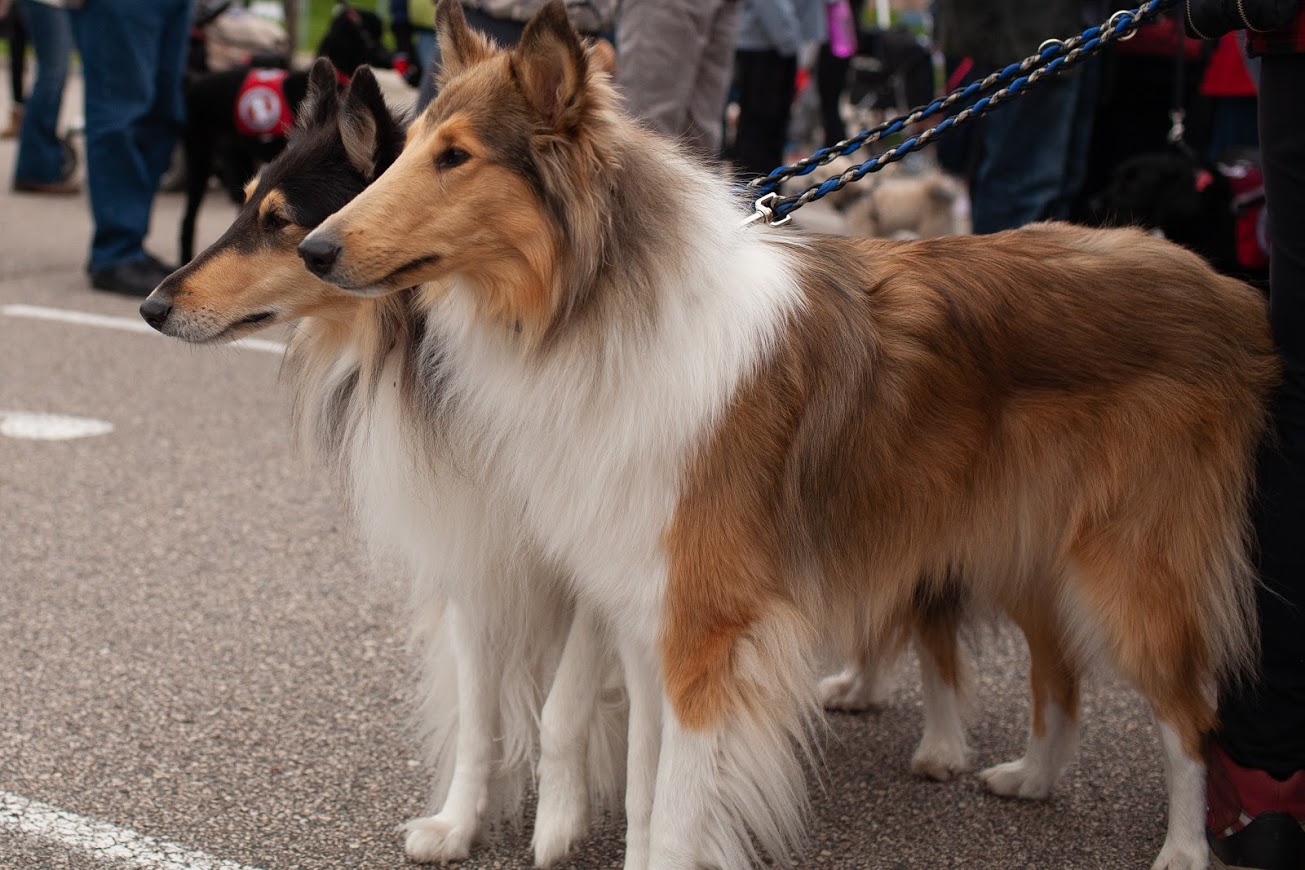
435;147;470;171
263;211;290;231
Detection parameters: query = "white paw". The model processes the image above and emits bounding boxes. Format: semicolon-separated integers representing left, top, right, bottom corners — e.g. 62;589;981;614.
819;666;891;712
532;779;589;867
910;738;972;781
979;759;1055;800
1151;839;1209;870
403;814;475;864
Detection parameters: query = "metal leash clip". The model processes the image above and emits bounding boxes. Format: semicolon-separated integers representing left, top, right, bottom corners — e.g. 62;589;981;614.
740;192;793;228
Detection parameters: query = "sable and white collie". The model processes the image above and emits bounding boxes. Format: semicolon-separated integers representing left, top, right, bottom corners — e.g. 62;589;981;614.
297;3;1279;868
141;60;626;867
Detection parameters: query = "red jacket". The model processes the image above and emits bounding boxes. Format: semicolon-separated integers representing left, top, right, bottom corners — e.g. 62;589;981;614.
1249;5;1305;54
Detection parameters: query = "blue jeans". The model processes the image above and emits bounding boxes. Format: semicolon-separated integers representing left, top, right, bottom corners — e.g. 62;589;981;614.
13;0;72;186
971;60;1101;235
68;0;189;271
415;28;436;72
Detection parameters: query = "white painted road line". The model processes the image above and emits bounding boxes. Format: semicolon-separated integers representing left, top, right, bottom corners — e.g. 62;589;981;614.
0;791;266;870
0;410;114;440
1;304;287;355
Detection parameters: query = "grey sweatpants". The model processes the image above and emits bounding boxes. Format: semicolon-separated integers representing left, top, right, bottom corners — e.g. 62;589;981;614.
615;0;741;157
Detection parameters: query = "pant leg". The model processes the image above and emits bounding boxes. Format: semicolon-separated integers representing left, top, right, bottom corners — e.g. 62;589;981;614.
971;67;1087;234
684;0;741;157
7;3;26;105
617;0;731;155
816;42;849;148
69;0;185;270
136;0;189;190
415;29;437;73
1216;52;1305;781
13;0;72;184
1051;57;1100;221
726;49;797;180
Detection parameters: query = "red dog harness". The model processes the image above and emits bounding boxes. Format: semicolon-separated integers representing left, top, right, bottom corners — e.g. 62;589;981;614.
234;68;294;140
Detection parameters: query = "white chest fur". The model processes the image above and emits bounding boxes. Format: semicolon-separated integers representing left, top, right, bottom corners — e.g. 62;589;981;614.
431;230;804;636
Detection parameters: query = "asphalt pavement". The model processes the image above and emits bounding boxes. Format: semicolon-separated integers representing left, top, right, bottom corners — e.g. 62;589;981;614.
1;72;1173;870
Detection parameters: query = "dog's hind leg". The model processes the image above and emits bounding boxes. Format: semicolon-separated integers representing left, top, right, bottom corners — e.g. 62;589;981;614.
910;592;972;781
1071;545;1228;870
1150;708;1213;870
979;601;1080;800
819;644;897;713
532;605;606;868
405;601;500;863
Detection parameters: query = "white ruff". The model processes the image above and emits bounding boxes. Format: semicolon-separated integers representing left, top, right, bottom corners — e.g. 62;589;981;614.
432;220;803;638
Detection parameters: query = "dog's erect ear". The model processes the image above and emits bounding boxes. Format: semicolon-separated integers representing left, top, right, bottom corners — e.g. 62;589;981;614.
339;65;392;179
512;1;588;130
586;37;617;78
299;57;343;130
435;0;494;85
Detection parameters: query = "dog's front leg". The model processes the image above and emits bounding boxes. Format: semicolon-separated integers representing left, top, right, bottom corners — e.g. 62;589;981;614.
405;601;499;863
532;605;606;867
617;635;662;870
648;608;815;870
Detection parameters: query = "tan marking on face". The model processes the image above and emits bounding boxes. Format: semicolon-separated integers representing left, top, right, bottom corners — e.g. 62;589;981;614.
258;188;289;222
243;175;260;203
308;102;563;337
160;243;357;342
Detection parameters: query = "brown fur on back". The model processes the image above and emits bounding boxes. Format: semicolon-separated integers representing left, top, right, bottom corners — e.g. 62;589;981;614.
664;223;1277;742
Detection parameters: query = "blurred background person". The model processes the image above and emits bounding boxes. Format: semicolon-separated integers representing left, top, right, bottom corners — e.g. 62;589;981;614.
0;0;26;139
616;0;741;158
1207;6;1305;870
815;0;861;148
726;0;826;178
10;0;74;195
935;0;1103;233
68;0;190;295
390;0;435;90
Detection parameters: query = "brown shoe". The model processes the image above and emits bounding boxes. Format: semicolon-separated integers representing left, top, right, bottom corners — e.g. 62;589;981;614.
0;105;21;140
12;178;81;196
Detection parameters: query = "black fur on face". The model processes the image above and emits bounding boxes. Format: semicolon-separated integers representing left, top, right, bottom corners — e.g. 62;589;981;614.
201;60;407;260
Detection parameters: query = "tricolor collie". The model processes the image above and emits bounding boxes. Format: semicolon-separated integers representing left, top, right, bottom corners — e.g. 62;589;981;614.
141;60;626;866
302;3;1280;867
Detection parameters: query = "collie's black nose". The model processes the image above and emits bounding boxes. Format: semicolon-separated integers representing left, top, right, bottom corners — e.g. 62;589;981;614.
298;236;341;277
139;295;172;331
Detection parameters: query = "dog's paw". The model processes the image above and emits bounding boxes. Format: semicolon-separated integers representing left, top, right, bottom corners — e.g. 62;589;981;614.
979;759;1055;800
910;738;971;781
403;814;475;864
819;666;891;712
1150;839;1208;870
532;773;589;867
